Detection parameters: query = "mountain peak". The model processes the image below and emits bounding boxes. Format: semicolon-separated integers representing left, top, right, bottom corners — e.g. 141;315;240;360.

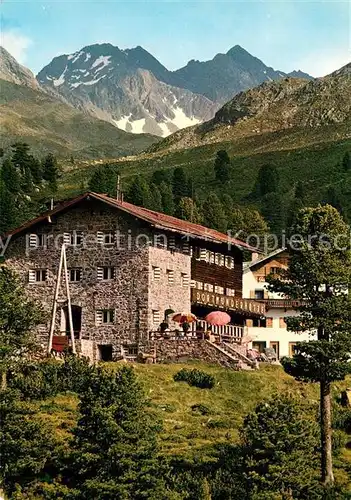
0;46;39;89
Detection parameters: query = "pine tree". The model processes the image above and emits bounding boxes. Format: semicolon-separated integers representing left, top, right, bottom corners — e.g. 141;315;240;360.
151;169;170;186
267;205;351;485
203;193;227;233
22;166;34;193
1;158;20;194
240;396;319;497
42;153;59;193
149;183;163;212
172;167;188;202
214;150;231;183
342;151;350;172
127;176;152;208
261;192;286;235
0;183;17;233
159;181;175;215
68;367;174;499
255;164;279;197
176;197;203;224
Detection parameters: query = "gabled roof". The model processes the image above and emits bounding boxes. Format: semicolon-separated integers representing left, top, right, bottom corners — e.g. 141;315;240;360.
5;192;258;252
245;248;287;271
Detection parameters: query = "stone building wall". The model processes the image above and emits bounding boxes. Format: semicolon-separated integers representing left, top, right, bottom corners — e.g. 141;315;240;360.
148;245;191;331
5;200;152;358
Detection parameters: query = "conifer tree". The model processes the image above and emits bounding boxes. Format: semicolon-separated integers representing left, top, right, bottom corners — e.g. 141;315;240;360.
149;183;163;212
172;167;188;202
342;151;350;172
261;192;286;235
255;164;279;197
203;193;227;233
267;205;351;485
68;367;174;499
176;197;203;224
214;150;231;183
42;153;59;193
1;158;20;194
0;184;17;233
151;169;170;186
159;181;175;215
127;176;152;208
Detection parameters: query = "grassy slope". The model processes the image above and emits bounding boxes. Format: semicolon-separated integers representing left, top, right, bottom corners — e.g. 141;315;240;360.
35;362;351;488
0;80;159;159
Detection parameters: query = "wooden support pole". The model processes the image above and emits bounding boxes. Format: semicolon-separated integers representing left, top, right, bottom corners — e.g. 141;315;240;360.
62;245;76;354
48;244;64;354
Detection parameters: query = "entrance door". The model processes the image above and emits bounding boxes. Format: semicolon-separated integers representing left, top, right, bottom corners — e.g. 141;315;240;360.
98;345;113;361
63;305;82;338
252;341;266;353
270;341;280;358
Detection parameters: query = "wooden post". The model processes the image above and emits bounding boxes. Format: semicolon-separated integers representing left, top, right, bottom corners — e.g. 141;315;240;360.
62;245;76;354
48;244;64;354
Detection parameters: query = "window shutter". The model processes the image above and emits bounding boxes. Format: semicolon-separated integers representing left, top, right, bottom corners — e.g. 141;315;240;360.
182;273;189;287
279;317;287;329
95;310;103;326
167;270;174;285
152;267;161;281
63;233;70;245
169;236;176;250
200;249;207;261
190;280;196;288
97;231;104;244
152;310;160;326
97;267;104;281
28;270;36;283
183;241;190;254
29;234;38;248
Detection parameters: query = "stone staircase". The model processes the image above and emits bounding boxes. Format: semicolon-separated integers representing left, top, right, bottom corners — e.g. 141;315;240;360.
205;340;254;370
219;342;255;370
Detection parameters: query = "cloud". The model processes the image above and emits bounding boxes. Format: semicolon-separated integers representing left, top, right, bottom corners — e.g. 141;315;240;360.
0;30;33;63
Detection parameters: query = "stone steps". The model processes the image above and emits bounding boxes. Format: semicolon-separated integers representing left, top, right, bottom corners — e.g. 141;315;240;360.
221;342;255;370
204;340;248;370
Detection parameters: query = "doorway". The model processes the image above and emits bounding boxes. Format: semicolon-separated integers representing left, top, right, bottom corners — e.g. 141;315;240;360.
62;305;82;338
270;341;280;358
98;344;113;361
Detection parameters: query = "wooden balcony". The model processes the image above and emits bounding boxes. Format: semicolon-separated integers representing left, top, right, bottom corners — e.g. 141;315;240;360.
258;298;302;309
191;288;266;316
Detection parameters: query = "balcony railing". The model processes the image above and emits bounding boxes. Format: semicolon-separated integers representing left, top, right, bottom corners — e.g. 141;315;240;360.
191;288;266;316
257;299;302;309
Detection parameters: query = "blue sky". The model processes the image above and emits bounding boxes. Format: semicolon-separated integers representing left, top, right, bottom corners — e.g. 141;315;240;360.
1;0;350;77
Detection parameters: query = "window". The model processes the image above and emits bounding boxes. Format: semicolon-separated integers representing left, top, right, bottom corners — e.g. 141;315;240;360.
152;310;160;326
97;267;115;281
64;231;83;246
270;341;280;358
270;267;280;275
252;341;267;353
167;269;174;285
195;281;204;290
225;256;234;269
199;248;207;261
28;233;46;248
215;253;225;266
190;280;196;288
204;283;214;292
29;269;47;283
69;268;82;282
182;241;191;254
289;342;297;357
168;236;176;251
97;231;115;245
215;285;224;294
152;266;161;281
266;317;273;328
255;289;264;299
209;252;215;264
96;309;115;325
279;317;287;329
181;273;190;287
226;288;235;297
124;344;138;357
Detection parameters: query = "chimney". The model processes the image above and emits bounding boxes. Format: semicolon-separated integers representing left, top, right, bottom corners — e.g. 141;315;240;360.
251;252;259;262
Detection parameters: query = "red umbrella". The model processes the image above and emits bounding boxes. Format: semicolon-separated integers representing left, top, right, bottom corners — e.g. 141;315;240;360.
172;312;197;324
205;311;231;326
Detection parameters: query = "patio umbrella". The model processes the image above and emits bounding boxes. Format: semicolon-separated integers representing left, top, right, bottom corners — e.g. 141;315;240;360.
205;311;231;326
172;312;197;324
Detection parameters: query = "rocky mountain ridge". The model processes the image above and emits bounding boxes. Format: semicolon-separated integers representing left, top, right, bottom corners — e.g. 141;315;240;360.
0;46;39;89
36;43;313;136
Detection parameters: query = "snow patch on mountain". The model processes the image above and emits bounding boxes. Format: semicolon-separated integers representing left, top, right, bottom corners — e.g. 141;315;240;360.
53;66;68;87
91;55;111;71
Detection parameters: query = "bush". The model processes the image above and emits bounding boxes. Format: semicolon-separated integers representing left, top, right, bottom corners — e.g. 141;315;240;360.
191;403;212;415
174;368;215;389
